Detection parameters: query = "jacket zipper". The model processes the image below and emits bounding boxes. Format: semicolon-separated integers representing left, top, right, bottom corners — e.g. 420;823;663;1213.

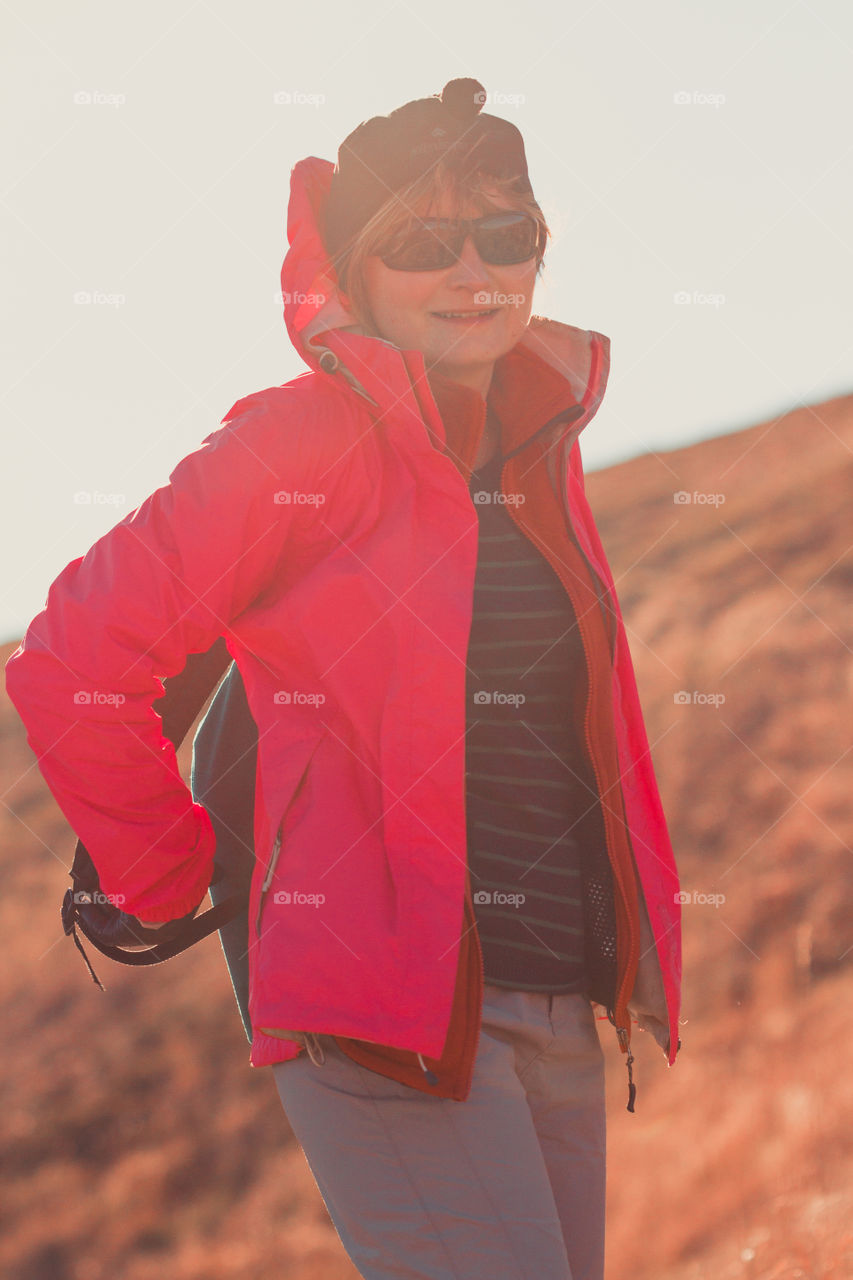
255;826;283;938
255;745;321;939
457;871;486;1095
252;732;327;942
499;429;640;1110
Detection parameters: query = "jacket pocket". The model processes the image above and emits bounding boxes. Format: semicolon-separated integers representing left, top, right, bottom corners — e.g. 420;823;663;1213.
254;731;325;939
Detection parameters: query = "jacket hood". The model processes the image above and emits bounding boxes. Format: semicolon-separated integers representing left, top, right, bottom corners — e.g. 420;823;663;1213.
280;156;611;463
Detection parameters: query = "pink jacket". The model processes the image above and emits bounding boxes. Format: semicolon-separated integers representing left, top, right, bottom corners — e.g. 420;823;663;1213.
5;156;681;1087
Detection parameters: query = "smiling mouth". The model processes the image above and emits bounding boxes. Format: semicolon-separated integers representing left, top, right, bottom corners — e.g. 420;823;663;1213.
430;308;500;321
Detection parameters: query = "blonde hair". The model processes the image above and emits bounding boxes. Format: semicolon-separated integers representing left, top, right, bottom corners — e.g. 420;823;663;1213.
333;159;550;333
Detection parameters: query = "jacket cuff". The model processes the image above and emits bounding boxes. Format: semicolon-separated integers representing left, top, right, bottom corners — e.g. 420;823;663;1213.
120;820;215;923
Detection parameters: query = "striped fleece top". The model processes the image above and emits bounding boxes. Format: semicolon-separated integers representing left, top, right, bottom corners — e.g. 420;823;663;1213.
465;448;610;993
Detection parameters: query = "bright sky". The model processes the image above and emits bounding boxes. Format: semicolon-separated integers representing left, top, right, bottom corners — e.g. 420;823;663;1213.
2;0;851;642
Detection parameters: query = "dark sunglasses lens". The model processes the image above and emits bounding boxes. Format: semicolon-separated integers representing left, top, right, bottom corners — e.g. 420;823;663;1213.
379;222;458;271
474;214;539;264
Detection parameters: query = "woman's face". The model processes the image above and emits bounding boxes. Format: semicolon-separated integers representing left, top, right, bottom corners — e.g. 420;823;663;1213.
359;188;540;396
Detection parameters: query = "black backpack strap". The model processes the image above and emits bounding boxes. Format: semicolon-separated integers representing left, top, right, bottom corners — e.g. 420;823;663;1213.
62;880;250;968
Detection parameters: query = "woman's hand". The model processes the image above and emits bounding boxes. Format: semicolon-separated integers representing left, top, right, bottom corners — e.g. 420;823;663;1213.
133;893;206;933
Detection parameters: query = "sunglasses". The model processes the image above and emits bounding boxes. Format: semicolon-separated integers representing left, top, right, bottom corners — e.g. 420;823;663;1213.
376;211;542;272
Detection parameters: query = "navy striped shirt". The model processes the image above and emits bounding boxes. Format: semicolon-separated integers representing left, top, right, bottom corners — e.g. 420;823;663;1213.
465;450;609;993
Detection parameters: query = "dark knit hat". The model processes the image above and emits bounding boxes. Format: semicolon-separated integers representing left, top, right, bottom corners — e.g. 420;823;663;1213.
323;78;533;268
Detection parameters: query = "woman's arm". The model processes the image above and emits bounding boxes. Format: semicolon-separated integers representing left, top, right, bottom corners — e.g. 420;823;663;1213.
5;392;316;924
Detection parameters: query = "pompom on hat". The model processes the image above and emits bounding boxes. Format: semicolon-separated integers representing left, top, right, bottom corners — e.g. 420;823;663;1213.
323;78;533;268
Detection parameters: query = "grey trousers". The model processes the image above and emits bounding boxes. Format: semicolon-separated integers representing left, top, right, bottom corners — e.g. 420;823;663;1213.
272;983;606;1280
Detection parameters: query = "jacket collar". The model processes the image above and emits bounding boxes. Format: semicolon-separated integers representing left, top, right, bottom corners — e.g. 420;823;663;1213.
424;341;585;475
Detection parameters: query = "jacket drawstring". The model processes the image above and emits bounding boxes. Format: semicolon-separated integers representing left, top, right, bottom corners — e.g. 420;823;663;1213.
304;1034;326;1066
615;1026;636;1112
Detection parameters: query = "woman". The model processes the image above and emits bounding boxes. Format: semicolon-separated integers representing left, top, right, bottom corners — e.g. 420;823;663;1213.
6;79;681;1280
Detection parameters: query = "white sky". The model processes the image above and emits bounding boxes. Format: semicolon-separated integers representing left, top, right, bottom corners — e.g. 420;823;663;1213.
2;0;851;642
